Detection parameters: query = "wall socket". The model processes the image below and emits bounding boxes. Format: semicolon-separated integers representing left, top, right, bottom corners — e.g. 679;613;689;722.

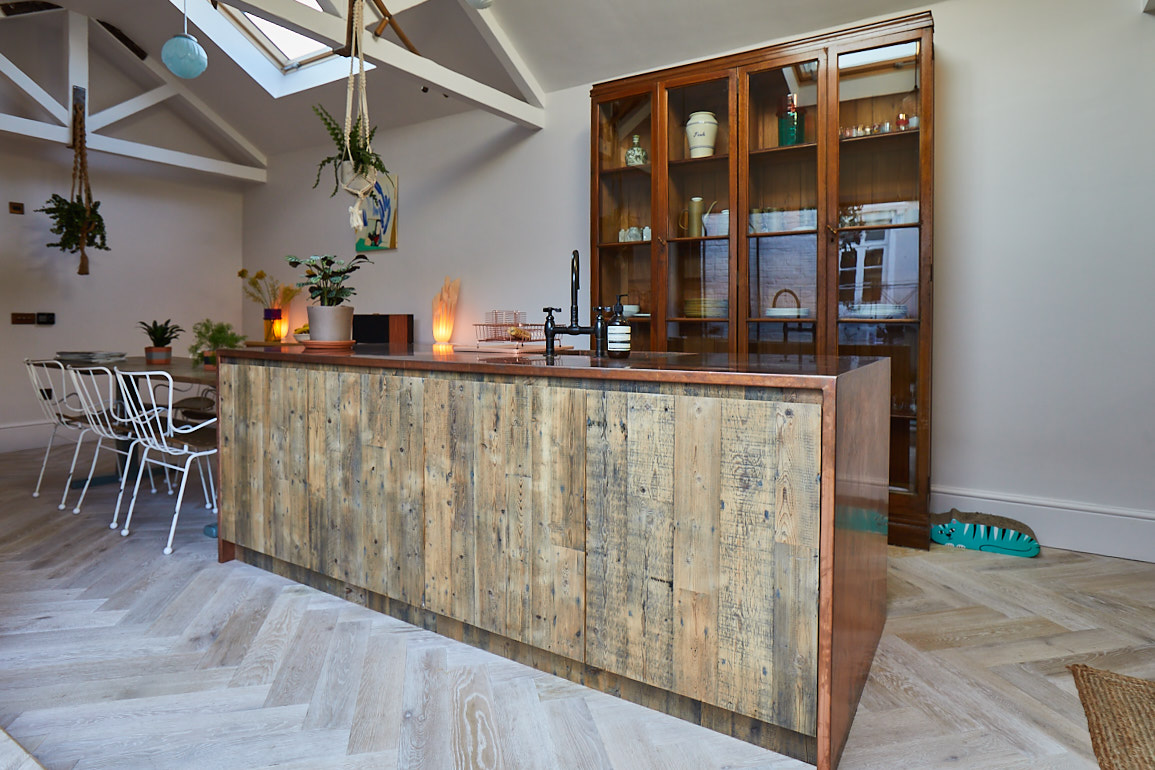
9;202;24;215
11;313;35;325
36;312;55;325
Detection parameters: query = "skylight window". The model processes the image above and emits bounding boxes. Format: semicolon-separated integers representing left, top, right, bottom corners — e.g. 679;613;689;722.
219;0;335;72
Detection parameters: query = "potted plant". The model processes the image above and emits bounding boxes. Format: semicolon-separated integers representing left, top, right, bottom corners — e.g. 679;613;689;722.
188;319;246;370
286;253;373;342
138;319;184;365
312;104;388;198
237;268;301;342
36;194;109;275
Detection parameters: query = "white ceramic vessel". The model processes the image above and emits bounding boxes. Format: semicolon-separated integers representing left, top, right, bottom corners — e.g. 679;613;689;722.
686;111;718;158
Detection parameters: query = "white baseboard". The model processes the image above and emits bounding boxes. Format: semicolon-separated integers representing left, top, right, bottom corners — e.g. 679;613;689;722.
931;486;1155;564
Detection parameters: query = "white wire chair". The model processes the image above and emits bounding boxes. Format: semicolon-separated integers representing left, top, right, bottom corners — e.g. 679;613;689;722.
24;358;91;508
66;365;159;517
113;368;218;555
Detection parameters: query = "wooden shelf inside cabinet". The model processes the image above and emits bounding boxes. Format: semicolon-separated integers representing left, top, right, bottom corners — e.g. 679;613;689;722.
668;154;729;168
599;240;653;247
749;141;818;157
836;223;919;233
600;163;653;176
749;317;816;322
669;235;730;244
749;229;819;237
837;318;919;324
667;316;730;322
839;127;919;145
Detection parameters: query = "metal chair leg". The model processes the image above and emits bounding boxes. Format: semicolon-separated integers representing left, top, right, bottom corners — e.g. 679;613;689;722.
58;429;89;511
72;435;105;514
164;457;197;555
120;447;150;538
32;424;59;498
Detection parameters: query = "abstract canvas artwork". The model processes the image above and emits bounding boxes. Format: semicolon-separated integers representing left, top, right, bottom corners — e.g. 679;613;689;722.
355;174;397;251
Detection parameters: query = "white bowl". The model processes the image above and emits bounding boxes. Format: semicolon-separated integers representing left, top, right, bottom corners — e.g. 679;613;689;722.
622;304;640;318
294;334;310;343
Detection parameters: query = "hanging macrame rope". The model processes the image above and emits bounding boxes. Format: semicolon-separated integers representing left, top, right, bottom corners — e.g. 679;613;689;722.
343;0;376;209
70;97;95;275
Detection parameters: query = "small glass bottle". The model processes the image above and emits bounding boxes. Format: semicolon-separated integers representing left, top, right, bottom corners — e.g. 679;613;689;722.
625;135;648;167
607;294;631;359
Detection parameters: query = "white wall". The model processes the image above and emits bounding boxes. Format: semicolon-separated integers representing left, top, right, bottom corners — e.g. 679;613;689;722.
0;139;245;452
241;85;590;342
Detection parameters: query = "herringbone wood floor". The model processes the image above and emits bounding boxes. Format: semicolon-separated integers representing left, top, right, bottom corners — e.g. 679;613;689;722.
1;446;1152;769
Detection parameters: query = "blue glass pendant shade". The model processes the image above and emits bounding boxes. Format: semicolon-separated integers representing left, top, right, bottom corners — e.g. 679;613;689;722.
162;33;207;79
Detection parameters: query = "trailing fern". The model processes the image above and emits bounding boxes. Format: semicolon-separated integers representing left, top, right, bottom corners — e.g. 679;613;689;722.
312;104;388;197
37;194;109;255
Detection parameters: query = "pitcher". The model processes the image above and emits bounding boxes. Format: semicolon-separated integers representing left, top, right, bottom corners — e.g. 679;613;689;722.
678;197;716;237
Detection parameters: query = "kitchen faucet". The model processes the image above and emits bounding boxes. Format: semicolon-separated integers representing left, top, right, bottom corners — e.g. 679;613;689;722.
543;250;607;358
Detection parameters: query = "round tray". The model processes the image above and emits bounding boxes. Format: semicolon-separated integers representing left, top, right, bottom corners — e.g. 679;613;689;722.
299;339;356;350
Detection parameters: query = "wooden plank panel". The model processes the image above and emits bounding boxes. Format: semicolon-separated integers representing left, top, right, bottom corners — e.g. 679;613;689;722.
423;377;454;617
334;370;363;585
774;403;821;550
503;383;532;643
359;371;388;595
717;398;777;721
773;541;819;736
305;368;330;576
474;380;511;637
394;376;426;605
672;396;721;704
282;366;309;569
217;364;238;544
448;379;478;625
248;364;269;556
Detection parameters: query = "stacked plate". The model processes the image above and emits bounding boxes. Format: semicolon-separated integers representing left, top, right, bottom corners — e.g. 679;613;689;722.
843;304;908;319
55;351;126;364
763;307;811;318
684;298;729;318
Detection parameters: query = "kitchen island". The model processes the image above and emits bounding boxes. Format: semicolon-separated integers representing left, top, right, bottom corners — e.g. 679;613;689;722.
216;345;889;769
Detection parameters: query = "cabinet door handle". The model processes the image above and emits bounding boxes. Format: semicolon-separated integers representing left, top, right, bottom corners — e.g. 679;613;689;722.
826;225;838;242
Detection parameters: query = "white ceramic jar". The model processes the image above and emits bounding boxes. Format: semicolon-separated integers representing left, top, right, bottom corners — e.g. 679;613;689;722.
686;111;718;158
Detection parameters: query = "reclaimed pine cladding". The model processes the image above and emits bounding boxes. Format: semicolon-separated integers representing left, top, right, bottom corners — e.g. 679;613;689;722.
220;362;822;735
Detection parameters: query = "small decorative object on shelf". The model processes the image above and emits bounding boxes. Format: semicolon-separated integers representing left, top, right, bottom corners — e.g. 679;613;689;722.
625;134;648;167
238;269;301;342
685;111;718;157
777;93;803;146
432;276;460;345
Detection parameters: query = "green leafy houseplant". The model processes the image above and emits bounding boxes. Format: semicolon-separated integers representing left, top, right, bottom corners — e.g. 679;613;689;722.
187;319;245;367
138;319;184;347
36;194;109;269
286;254;373;307
312;104;388;197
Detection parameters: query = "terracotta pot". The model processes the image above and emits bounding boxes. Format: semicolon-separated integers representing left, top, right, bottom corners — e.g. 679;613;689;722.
202;353;217;371
307;305;354;341
144;346;172;365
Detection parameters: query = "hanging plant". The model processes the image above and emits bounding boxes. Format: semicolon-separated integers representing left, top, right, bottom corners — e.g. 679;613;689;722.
36;90;108;275
312;103;387;197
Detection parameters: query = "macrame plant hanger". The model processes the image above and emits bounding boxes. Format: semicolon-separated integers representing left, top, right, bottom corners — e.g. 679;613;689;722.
70;88;96;275
343;0;377;230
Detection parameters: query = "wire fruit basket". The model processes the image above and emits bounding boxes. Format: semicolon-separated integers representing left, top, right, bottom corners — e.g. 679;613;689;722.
473;311;545;343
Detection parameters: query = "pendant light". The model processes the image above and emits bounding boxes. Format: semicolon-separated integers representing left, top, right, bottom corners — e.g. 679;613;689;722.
162;0;208;79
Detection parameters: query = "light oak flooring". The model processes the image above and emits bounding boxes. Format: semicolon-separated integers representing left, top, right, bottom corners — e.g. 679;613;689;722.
1;445;1152;769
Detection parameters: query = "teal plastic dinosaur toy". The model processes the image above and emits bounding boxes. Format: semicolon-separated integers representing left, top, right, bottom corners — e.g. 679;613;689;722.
930;509;1040;557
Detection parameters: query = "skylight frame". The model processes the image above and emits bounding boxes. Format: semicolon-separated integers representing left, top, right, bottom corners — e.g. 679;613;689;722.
217;1;337;74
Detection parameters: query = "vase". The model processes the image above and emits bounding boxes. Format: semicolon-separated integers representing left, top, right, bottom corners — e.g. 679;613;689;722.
307;305;355;341
625;134;648;166
144;346;172;365
686;111;718;158
263;308;283;343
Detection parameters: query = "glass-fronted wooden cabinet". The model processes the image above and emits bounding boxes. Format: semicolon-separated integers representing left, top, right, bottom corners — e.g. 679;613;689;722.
590;13;934;547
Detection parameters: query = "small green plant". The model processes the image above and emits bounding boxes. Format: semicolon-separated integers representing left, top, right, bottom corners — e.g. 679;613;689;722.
138;319;184;347
286;254;373;307
312;104;388;197
188;319;246;366
36;194;109;273
237;268;301;309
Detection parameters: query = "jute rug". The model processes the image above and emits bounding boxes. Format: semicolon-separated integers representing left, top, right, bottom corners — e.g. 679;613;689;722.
1069;664;1155;769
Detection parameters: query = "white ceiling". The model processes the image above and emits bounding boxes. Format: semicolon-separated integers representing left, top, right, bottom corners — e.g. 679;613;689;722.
7;0;937;158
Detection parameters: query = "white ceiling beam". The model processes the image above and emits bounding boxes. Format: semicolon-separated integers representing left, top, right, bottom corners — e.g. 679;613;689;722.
88;85;177;131
0;53;68;125
86;134;267;182
1145;0;1155;13
227;0;544;128
0;113;70;144
458;0;544;109
102;19;268;167
67;11;88;95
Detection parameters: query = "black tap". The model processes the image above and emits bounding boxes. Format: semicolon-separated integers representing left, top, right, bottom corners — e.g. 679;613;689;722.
544;250;608;359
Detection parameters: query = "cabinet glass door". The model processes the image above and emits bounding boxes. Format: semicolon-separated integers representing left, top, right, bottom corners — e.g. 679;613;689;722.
665;77;731;354
836;41;922;492
596;93;654;348
746;61;819;357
